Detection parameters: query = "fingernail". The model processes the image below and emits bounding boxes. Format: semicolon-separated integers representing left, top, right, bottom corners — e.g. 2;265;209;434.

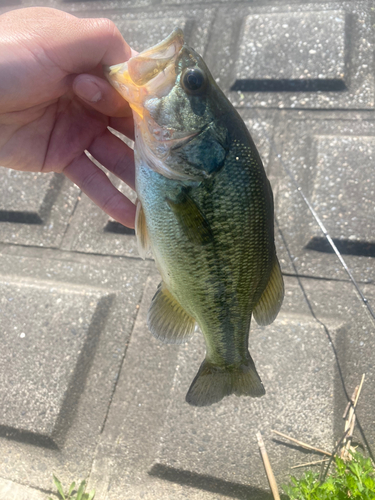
74;79;102;103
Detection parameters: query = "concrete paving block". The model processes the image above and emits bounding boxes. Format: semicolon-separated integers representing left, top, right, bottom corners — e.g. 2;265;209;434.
0;170;79;247
61;187;139;257
207;2;374;109
0;0;22;12
311;135;374;242
0;479;47;500
0;170;59;223
233;10;345;91
161;0;335;4
74;6;215;57
0;279;112;442
0;248;150;491
269;113;375;283
64;0;153;9
305;279;375;455
89;274;201;499
110;16;191;54
5;0;152;11
90;272;375;499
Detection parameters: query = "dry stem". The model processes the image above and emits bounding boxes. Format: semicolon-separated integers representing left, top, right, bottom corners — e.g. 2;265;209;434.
291;459;330;469
257;432;280;500
271;430;333;457
341;374;365;459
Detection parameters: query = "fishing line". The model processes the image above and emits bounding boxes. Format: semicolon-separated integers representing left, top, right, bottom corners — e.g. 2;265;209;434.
252;108;375;326
276;217;375;463
252;109;374;459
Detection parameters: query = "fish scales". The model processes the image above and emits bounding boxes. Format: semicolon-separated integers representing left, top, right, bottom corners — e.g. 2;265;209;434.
107;28;284;406
138;148;270;360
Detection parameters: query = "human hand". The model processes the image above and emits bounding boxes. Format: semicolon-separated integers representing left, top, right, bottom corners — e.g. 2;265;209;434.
0;7;136;228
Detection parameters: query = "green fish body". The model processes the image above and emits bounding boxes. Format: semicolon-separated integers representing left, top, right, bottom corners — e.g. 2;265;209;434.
107;29;284;406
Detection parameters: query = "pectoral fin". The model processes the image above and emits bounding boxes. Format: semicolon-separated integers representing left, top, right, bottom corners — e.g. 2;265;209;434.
166;190;213;245
253;258;284;326
147;282;196;344
135;199;150;259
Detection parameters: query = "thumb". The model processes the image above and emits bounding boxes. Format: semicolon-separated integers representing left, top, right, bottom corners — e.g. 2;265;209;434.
73;74;132;117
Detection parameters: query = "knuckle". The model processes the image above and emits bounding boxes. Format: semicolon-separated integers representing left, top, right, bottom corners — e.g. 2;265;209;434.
89;17;118;40
112;154;129;177
101;190;122;215
80;167;105;192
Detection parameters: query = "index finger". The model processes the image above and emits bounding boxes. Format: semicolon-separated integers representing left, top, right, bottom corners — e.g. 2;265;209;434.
0;8;134;112
63;151;136;228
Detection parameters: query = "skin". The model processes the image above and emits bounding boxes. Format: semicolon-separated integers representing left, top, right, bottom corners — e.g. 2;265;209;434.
0;7;137;228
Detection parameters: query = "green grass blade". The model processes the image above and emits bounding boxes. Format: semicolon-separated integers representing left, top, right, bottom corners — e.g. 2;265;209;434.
53;475;66;500
87;489;96;500
67;481;76;499
75;480;86;500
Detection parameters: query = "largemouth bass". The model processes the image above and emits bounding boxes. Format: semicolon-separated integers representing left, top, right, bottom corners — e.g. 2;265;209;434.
106;29;284;406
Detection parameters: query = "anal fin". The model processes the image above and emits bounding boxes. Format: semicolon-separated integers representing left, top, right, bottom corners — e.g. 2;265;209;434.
253;258;284;326
147;282;196;344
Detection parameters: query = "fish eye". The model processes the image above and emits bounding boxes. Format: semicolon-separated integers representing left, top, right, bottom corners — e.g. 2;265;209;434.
181;67;207;94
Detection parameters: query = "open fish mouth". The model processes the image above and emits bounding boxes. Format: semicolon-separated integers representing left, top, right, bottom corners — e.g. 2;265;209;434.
106;28;184;117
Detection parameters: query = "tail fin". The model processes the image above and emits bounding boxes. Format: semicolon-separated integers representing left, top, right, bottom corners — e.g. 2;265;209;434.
185;355;265;407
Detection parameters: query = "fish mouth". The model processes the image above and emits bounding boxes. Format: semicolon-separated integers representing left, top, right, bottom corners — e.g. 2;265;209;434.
106;28;184;118
106;29;203;150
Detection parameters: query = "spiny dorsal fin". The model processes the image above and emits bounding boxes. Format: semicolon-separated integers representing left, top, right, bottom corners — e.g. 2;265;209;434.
147;282;196;344
135;199;150;259
253;258;284;326
166;190;213;245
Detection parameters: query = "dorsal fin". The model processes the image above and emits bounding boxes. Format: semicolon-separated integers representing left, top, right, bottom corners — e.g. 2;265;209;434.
253;258;284;326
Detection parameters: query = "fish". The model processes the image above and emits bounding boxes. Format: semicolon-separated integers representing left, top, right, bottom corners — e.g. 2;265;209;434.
106;28;284;407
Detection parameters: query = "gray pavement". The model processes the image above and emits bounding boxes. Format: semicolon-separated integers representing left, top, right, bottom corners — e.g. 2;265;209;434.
0;0;374;499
